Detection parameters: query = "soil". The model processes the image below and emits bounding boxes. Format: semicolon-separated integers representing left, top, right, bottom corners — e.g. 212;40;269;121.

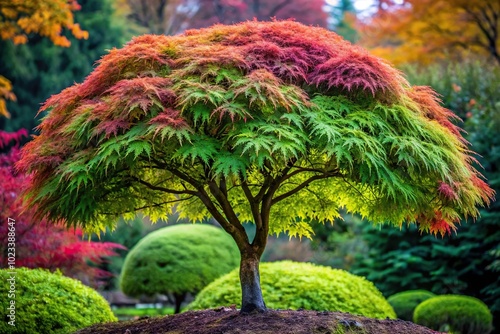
74;308;443;334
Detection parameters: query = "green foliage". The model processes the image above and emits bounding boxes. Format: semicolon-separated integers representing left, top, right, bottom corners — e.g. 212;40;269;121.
113;307;173;320
387;290;436;321
351;59;500;330
188;261;396;319
120;224;239;298
402;59;500;120
0;268;116;334
413;295;493;334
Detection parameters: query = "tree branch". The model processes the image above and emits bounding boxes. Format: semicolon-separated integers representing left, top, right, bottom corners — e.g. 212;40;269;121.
208;180;243;226
268;0;293;18
242;180;263;232
196;186;250;251
130;176;197;195
102;197;193;215
271;171;339;206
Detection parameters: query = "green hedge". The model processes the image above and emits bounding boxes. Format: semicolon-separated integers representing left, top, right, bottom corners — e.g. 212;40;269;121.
188;261;396;319
387;290;436;321
414;295;493;334
120;224;239;297
0;268;116;334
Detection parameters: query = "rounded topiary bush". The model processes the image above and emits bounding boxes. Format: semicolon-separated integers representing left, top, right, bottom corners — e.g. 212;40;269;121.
120;224;239;312
188;260;396;319
0;268;116;334
413;295;493;334
387;289;436;321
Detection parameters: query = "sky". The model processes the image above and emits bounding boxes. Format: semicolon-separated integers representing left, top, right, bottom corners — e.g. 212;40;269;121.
353;0;376;12
325;0;377;17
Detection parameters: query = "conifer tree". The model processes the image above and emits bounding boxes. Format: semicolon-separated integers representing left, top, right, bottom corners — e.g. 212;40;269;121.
18;21;494;313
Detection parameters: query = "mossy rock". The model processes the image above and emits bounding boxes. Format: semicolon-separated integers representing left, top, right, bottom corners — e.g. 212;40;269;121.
188;260;396;319
120;224;239;297
413;295;493;334
387;289;436;321
0;268;116;334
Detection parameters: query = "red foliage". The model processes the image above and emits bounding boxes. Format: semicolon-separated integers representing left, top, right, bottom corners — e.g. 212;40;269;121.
0;130;124;287
429;217;455;237
419;211;458;237
470;173;495;205
437;181;458;201
309;50;406;98
0;129;27;148
408;86;462;138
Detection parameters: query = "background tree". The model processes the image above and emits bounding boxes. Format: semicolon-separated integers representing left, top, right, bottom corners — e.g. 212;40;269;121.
0;0;88;119
18;21;494;313
0;129;123;287
0;0;131;132
358;0;500;65
118;0;328;35
0;0;88;46
327;0;359;43
115;0;198;35
0;76;16;118
120;224;239;313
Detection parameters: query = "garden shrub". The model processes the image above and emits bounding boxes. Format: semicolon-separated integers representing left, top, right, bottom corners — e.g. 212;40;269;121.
0;268;116;334
188;261;396;319
387;289;436;321
413;295;493;334
120;224;239;311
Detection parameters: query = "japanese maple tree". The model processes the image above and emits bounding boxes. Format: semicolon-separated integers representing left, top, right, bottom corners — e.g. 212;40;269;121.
18;21;494;313
0;130;123;287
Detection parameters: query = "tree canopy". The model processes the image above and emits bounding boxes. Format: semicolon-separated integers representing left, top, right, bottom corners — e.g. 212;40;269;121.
19;20;493;239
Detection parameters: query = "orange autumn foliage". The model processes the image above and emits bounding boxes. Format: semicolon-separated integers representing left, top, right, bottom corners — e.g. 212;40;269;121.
359;0;500;65
0;76;16;118
0;0;88;118
0;0;88;47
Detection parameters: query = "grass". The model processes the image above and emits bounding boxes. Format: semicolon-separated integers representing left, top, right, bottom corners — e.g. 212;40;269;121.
112;306;174;320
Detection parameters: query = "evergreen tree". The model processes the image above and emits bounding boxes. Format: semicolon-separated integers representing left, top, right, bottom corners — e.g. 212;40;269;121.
327;0;359;43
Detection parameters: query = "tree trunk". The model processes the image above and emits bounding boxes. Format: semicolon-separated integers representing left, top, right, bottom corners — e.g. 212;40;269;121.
239;250;266;313
173;292;186;314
